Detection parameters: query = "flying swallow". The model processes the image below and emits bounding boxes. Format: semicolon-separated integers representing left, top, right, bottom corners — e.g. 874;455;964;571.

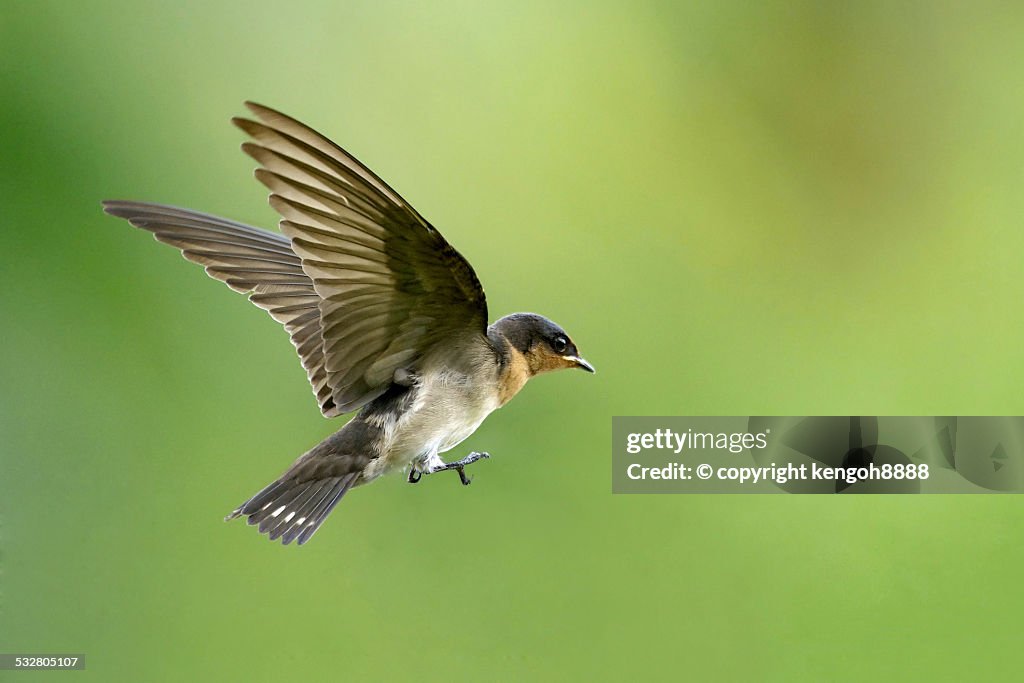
103;103;594;546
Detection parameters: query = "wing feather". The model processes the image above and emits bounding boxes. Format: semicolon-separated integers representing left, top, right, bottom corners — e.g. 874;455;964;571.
105;102;489;418
235;103;487;411
101;201;343;417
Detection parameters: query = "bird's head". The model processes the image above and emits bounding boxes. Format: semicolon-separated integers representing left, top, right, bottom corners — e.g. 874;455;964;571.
490;313;595;376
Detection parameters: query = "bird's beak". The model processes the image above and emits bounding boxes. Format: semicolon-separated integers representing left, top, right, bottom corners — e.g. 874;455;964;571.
568;356;595;373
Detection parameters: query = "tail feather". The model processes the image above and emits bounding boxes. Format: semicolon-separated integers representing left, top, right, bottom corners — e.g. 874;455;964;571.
250;484;310;528
271;478;338;542
226;472;359;546
261;481;327;535
224;421;377;545
226;480;286;522
293;482;349;545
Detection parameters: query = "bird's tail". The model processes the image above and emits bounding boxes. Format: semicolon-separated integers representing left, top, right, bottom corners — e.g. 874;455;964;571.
225;471;359;546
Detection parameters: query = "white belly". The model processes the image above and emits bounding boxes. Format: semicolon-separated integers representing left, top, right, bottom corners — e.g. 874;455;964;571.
363;368;500;480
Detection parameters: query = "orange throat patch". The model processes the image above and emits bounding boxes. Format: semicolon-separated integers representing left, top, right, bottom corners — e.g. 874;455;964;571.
497;347;532;406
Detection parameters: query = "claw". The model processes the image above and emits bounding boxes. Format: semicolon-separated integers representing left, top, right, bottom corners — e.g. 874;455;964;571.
407;468;422;484
422;451;490;484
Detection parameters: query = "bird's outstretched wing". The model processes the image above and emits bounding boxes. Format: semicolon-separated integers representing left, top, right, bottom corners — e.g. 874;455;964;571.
102;201;338;412
103;102;489;416
234;102;488;413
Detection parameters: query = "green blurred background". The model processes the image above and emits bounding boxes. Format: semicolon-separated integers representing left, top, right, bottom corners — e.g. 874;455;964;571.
3;1;1024;680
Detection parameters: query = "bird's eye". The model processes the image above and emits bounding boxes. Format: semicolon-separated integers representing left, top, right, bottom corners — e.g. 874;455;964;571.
552;336;568;353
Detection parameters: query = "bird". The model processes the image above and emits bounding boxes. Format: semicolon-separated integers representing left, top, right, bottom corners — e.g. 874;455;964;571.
102;102;595;546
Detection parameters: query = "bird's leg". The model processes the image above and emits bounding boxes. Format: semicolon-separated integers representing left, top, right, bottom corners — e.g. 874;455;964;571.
414;451;490;485
429;451;490;485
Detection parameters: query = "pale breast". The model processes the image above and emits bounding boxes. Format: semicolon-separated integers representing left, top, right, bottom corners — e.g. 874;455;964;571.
386;366;501;467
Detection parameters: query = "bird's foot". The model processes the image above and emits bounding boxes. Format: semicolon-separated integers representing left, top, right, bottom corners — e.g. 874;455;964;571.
408;451;490;485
